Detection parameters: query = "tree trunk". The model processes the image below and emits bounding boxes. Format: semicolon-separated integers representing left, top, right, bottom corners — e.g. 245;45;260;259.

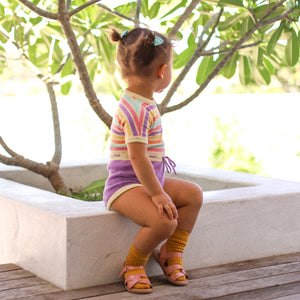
47;168;71;195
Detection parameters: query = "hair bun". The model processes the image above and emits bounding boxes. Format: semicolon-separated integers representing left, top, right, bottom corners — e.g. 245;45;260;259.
111;29;122;42
144;31;155;47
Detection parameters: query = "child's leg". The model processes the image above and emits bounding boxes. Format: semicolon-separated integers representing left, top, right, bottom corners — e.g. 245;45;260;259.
162;178;203;282
164;177;203;233
112;186;178;292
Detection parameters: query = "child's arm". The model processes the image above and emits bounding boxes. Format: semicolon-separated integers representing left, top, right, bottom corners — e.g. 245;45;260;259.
127;142;178;220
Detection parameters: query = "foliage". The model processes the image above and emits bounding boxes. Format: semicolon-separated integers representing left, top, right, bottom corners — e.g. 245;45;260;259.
69;178;106;201
210;116;264;174
1;1;299;106
0;0;300;194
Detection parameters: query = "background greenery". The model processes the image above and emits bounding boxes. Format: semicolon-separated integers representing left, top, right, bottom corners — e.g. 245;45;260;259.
1;0;300;197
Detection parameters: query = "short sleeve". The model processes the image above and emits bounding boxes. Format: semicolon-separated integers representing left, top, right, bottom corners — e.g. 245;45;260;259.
118;98;151;144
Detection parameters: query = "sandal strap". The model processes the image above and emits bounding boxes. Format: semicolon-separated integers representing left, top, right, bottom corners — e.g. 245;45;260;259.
125;274;152;289
119;265;152;290
159;244;183;262
165;264;188;280
159;244;188;280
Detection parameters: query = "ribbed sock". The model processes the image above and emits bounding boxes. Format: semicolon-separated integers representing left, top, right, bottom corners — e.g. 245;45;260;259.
124;244;151;289
165;229;190;281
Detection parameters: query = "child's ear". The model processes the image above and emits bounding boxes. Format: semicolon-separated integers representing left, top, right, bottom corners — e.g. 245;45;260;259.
157;64;167;79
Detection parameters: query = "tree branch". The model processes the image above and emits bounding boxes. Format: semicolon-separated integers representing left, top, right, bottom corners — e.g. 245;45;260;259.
0;137;20;158
168;0;200;40
261;8;293;26
0;137;51;176
197;8;223;55
46;82;62;166
17;0;57;20
261;0;287;20
201;41;261;56
58;0;112;128
69;0;102;17
160;10;222;113
135;0;142;27
97;3;135;23
164;1;289;114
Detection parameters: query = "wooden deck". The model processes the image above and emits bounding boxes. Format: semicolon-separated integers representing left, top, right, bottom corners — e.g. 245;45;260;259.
1;252;300;299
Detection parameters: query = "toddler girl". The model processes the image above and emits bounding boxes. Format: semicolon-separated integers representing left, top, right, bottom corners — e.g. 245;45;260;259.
103;27;203;294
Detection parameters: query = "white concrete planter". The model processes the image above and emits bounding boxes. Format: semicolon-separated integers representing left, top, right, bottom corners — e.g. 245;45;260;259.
1;161;300;290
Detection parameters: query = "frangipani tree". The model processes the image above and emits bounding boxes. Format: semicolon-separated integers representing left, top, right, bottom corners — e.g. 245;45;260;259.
0;0;299;195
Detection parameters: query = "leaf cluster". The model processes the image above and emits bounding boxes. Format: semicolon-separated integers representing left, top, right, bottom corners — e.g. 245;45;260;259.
68;178;106;201
1;0;299;100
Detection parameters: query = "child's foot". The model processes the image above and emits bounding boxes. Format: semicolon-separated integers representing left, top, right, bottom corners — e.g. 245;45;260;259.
119;265;153;294
152;243;189;286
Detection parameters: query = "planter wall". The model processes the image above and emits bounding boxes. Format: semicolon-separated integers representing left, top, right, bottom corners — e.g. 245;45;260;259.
1;162;300;290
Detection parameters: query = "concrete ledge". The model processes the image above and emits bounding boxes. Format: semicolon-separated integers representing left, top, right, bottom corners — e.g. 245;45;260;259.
1;162;300;290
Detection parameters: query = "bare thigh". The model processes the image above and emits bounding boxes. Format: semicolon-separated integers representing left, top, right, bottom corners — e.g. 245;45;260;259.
111;186;171;228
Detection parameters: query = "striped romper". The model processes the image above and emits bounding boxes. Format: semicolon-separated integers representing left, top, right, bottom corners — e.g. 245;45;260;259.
103;90;175;210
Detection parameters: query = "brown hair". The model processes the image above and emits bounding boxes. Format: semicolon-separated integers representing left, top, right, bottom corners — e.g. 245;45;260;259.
111;27;172;78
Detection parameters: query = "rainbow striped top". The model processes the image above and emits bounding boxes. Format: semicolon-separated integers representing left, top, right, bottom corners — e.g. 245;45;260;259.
109;90;165;161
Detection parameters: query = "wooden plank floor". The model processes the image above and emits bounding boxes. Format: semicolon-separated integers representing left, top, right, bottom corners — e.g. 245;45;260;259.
1;252;300;299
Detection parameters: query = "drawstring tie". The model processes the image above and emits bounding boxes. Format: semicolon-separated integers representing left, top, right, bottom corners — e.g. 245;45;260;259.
162;156;177;175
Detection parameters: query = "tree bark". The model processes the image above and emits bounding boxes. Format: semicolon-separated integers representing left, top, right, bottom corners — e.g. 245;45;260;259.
58;0;112;128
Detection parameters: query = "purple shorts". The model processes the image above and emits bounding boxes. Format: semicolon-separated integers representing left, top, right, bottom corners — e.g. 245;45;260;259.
103;159;165;210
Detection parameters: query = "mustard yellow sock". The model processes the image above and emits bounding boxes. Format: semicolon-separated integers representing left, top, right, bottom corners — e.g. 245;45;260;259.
166;229;190;281
124;244;151;289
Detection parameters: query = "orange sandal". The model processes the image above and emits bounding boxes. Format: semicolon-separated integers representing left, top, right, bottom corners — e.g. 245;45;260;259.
152;243;189;286
119;265;153;294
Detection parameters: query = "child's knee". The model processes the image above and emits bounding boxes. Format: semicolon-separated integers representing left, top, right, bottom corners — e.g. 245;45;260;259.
154;217;177;240
196;186;203;209
191;184;203;210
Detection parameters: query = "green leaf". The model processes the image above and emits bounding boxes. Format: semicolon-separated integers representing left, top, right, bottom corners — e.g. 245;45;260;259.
35;52;49;67
149;2;160;19
219;11;247;31
267;20;285;54
187;32;196;47
241;15;254;35
0;60;6;75
196;56;214;85
2;20;13;33
263;57;275;75
255;66;271;85
222;52;238;79
202;0;244;8
99;33;116;72
254;4;287;20
141;0;149;17
239;56;251;85
28;44;37;63
0;32;7;43
173;44;196;69
61;57;73;78
217;0;244;7
0;4;5;18
82;179;106;193
160;0;187;19
47;23;64;36
51;61;60;75
30;16;43;25
61;81;72;95
86;59;98;82
285;29;299;66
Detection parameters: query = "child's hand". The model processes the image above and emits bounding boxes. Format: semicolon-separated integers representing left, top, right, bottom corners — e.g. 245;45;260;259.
152;192;178;220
